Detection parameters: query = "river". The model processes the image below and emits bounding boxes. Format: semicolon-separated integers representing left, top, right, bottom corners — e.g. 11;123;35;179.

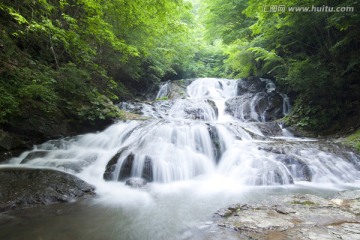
1;78;359;239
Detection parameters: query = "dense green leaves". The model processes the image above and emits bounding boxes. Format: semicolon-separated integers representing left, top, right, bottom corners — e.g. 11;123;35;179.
202;0;360;132
0;0;198;129
1;0;359;136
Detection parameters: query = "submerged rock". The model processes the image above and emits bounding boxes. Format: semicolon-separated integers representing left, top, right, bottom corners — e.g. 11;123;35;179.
20;151;49;163
0;168;95;212
125;178;147;188
277;155;312;181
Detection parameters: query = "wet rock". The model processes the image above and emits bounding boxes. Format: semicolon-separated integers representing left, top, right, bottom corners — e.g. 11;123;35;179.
118;101;144;115
226;78;286;122
254;170;294;185
255;122;284;136
20;150;97;173
118;154;135;180
20;151;49;164
125;178;147;188
0;168;95;212
183;100;218;120
225;92;285;122
184;108;207;120
170;99;217;121
103;149;131;181
237;77;267;94
0;150;23;163
206;100;218;118
0;130;26;151
211;191;360;240
155;79;193;100
258;146;285;154
207;125;222;163
277;155;312;181
103;150;153;182
250;160;294;185
168;80;192;99
141;156;153;181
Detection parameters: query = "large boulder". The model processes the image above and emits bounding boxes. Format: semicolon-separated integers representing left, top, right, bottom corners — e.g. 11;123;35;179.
237;77;268;94
209;190;360;240
103;150;125;181
0;168;95;212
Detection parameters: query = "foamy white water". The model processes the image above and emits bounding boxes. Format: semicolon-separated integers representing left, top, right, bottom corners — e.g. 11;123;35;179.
6;78;360;187
1;78;360;240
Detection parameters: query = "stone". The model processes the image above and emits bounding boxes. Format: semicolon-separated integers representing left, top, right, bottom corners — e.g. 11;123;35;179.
104;149;153;182
0;168;95;212
125;178;147;188
20;151;49;164
277;155;312;181
209;191;360;240
0;130;26;151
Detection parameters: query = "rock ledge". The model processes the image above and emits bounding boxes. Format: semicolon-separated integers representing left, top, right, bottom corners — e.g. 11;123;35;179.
0;168;95;212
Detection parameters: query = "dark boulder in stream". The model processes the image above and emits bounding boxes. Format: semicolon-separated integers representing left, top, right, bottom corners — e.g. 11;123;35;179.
0;168;95;212
103;149;153;182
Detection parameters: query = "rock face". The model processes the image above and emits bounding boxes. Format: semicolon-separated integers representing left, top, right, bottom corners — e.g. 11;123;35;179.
209;190;360;240
225;77;286;122
0;168;95;212
103;149;153;182
0;130;28;163
0;130;26;151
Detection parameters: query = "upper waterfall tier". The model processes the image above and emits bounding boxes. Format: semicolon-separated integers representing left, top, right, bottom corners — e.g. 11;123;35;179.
128;78;290;123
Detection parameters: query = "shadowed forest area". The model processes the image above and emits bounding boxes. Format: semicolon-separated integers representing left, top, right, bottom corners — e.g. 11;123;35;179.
0;0;359;148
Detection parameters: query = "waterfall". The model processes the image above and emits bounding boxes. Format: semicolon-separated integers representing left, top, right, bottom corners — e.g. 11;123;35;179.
6;78;360;187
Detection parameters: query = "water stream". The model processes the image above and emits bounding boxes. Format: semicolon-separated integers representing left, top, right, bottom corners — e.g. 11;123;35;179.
1;78;359;239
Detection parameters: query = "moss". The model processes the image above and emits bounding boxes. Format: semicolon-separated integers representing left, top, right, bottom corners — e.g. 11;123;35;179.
344;129;360;152
119;110;148;121
155;96;169;101
290;200;315;205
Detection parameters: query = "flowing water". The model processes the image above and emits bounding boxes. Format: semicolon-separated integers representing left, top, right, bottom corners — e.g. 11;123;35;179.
1;78;359;240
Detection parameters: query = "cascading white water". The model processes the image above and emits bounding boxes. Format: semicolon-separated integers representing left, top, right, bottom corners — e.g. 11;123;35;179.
2;77;360;240
6;78;360;187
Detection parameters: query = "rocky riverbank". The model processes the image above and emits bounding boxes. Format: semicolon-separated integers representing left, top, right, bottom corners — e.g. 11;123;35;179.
0;168;95;212
197;190;360;240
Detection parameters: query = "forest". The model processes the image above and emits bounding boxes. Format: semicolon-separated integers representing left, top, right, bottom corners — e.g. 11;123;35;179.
1;1;360;238
0;0;359;149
